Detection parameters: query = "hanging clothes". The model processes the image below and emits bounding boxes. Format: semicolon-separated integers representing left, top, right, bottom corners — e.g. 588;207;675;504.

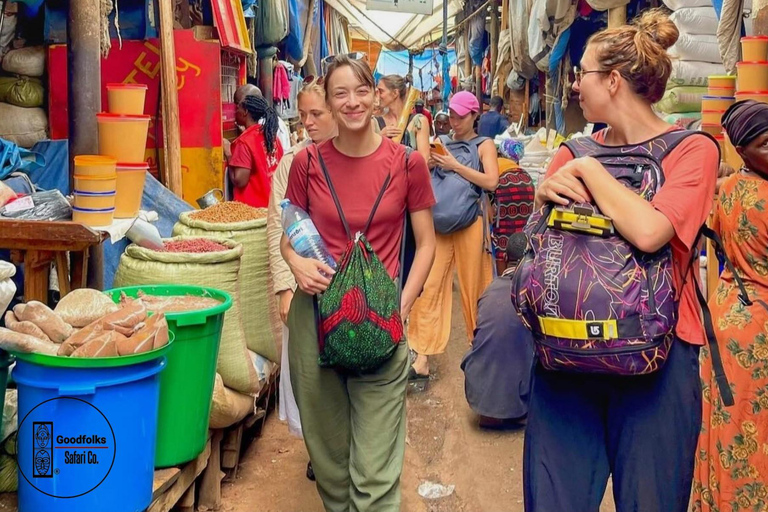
509;0;538;80
273;62;291;110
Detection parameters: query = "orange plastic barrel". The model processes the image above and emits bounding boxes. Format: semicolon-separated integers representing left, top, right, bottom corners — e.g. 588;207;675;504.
701;123;723;136
723;133;745;170
74;191;116;210
735;90;768;103
74;174;117;193
73;155;117;177
97;113;150;163
741;36;768;62
107;83;148;115
701;110;725;124
736;62;768;92
115;162;148;218
708;75;736;90
701;95;736;111
72;206;115;227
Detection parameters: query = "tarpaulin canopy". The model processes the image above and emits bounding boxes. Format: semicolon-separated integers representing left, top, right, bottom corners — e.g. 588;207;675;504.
374;48;457;90
324;0;463;50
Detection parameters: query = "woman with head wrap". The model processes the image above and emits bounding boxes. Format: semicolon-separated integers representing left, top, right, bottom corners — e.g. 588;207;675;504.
693;99;768;511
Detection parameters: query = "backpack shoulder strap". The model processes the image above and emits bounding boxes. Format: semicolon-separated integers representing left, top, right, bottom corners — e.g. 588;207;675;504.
562;134;602;159
656;130;721;163
314;147;352;241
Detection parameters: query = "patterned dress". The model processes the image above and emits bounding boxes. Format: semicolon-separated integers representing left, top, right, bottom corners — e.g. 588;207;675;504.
693;173;768;512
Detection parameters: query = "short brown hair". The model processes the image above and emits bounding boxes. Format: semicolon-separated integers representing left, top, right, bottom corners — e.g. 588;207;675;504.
587;9;679;104
324;54;375;101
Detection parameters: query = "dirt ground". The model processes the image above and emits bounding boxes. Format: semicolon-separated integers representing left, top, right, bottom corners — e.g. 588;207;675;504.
222;288;618;512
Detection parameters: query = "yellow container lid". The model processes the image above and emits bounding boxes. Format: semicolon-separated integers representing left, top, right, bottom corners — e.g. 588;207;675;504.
74;155;117;166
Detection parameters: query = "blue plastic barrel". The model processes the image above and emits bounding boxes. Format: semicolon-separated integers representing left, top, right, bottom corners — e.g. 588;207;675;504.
13;342;170;512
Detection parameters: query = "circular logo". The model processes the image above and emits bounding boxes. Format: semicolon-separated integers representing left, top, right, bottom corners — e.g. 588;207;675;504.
18;397;116;499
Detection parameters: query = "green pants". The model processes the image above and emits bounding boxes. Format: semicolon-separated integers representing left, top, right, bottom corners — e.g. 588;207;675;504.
288;290;409;512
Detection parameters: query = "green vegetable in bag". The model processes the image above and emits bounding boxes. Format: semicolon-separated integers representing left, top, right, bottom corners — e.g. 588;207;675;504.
0;76;44;108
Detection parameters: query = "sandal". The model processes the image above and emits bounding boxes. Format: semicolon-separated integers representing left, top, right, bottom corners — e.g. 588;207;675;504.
408;367;429;381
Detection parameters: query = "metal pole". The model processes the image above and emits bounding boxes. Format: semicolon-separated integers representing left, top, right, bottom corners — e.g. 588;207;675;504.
67;0;103;289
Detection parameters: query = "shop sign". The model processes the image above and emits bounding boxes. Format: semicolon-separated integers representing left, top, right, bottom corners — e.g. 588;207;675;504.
366;0;433;15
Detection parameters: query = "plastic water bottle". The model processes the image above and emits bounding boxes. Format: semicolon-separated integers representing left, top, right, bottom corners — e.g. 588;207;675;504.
280;199;337;270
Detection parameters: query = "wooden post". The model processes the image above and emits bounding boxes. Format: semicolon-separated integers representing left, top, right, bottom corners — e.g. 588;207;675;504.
68;0;103;290
476;65;483;106
158;0;183;196
490;0;500;96
463;28;472;80
608;7;627;28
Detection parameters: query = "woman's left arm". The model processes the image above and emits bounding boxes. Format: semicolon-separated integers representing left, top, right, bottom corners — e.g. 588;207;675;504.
431;139;499;191
562;136;718;254
413;116;431;164
400;208;436;320
561;157;675;253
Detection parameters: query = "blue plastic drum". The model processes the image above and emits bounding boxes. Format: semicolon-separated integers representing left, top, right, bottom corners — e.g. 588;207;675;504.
13;342;170;512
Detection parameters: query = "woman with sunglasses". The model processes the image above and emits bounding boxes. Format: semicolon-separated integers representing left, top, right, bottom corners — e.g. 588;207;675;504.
407;91;499;380
228;95;284;207
281;55;436;511
267;75;338;481
525;10;719;512
375;74;431;163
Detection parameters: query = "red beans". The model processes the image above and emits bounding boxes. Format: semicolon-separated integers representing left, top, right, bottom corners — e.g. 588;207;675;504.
160;239;229;253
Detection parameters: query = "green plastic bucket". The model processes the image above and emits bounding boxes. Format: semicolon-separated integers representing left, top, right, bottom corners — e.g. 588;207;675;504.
106;285;231;468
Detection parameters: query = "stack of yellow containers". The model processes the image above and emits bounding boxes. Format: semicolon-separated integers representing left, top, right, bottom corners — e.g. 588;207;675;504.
700;78;735;137
99;83;150;219
72;84;149;227
72;155;117;227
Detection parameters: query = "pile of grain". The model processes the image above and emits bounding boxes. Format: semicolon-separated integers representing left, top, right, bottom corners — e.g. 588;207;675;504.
190;202;267;223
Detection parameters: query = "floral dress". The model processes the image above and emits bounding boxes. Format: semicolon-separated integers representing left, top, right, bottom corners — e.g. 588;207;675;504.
693;173;768;512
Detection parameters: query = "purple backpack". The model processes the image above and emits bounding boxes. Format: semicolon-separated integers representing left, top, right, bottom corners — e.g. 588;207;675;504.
512;130;695;376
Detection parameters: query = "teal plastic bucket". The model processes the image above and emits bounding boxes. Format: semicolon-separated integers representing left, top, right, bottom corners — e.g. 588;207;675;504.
106;285;231;468
13;340;171;512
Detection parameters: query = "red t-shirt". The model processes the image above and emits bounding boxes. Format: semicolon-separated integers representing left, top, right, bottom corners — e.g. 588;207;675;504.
545;129;718;345
285;136;435;278
229;124;284;208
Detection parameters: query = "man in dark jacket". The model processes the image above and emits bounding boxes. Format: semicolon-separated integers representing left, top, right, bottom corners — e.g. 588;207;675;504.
478;96;510;139
461;232;534;428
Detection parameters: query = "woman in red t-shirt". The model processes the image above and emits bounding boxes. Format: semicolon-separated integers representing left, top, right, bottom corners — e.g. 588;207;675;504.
228;95;284;207
523;10;718;512
280;55;436;510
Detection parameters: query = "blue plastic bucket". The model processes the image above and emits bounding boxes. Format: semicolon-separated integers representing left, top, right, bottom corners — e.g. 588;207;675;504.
13;342;171;512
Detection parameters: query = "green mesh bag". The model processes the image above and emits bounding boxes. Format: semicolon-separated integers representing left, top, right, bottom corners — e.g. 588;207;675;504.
314;149;403;373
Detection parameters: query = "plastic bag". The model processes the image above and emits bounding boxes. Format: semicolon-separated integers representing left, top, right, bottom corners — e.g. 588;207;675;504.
0;190;72;221
114;237;259;394
0;261;16;315
209;373;254;429
0;103;47;148
54;288;120;328
655;87;708;114
173;213;280;362
670;7;719;35
0;76;44;108
0;182;17;208
668;34;721;64
254;0;288;46
1;46;45;77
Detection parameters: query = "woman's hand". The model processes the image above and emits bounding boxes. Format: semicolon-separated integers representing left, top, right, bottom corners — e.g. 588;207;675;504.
287;254;335;295
535;158;594;206
381;126;404;140
431;151;461;172
278;290;294;324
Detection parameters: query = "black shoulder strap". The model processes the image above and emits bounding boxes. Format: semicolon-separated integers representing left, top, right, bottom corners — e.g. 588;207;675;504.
315;145;391;240
692;224;768;408
376;116;387;130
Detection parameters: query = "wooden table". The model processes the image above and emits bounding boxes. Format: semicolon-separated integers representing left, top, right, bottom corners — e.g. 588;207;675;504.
0;219;107;303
